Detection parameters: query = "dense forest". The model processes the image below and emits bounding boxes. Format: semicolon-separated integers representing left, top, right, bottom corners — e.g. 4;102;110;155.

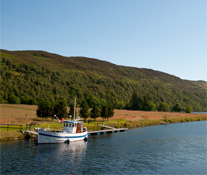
0;49;206;111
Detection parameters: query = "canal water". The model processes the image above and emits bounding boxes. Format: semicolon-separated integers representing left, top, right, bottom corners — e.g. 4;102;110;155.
1;121;207;175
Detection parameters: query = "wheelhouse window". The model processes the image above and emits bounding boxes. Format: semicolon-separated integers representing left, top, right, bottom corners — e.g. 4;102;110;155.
64;123;78;127
64;123;70;127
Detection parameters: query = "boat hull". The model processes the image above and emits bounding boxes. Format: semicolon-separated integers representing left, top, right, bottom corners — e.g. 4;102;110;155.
37;129;88;144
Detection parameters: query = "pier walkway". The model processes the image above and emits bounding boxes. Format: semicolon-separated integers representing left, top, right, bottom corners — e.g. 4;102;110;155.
88;128;128;136
99;125;115;129
23;130;38;135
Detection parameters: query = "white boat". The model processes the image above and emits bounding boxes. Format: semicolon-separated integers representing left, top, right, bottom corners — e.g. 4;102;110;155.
36;120;88;144
36;97;88;144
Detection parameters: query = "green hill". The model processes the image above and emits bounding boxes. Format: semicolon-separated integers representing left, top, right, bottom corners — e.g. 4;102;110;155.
0;49;206;111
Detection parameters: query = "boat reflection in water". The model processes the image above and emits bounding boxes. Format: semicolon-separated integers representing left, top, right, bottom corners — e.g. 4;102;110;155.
36;141;88;169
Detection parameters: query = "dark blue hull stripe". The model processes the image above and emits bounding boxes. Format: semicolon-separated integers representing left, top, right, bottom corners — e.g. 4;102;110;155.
39;133;88;139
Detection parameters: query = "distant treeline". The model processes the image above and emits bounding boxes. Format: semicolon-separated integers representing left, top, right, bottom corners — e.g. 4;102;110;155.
127;91;193;113
36;98;114;121
1;55;206;112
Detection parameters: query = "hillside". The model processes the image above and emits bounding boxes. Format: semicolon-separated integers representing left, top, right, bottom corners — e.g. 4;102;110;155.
0;49;206;111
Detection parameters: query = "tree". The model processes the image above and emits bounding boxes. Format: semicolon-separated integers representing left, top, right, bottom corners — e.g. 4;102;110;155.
129;91;138;110
86;95;100;108
141;96;156;111
20;96;31;104
173;103;182;112
54;99;68;120
158;102;170;112
128;91;143;110
36;99;54;120
100;104;108;120
80;101;90;121
185;106;193;113
145;101;156;111
90;104;100;121
8;94;21;104
106;103;114;120
100;102;114;121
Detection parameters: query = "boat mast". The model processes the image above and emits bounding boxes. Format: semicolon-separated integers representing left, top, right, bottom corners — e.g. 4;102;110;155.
54;115;61;131
74;97;76;120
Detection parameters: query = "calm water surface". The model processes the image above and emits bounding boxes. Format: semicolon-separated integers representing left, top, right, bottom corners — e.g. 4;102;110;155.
1;121;207;175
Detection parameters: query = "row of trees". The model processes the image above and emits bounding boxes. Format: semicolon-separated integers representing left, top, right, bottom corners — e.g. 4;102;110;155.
127;91;193;113
80;101;114;121
36;99;114;121
36;99;68;120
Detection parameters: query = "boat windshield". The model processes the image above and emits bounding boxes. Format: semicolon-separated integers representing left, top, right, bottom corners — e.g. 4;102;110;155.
64;122;78;127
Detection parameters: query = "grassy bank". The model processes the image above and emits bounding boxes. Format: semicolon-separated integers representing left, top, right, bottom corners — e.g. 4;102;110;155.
125;115;207;128
0;131;25;141
0;104;206;141
85;115;207;130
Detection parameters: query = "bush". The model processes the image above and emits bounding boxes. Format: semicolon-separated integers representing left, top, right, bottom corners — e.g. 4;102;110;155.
185;106;193;113
172;103;182;112
8;94;21;104
158;102;170;112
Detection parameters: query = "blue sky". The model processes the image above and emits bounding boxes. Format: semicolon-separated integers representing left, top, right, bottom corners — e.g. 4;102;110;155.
1;0;206;81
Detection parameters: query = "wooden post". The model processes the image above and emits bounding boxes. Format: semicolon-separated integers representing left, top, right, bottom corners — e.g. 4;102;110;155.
7;124;9;131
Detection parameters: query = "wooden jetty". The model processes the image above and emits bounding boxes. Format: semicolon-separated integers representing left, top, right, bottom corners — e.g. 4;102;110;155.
99;125;115;129
23;130;38;136
88;128;128;136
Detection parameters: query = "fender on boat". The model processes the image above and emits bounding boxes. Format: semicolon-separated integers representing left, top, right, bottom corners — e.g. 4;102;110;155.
84;137;88;142
64;139;70;144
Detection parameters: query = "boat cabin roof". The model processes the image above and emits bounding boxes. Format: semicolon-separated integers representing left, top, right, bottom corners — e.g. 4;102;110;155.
63;120;82;124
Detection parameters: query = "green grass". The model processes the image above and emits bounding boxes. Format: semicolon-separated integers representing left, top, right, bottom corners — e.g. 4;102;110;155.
126;116;207;128
84;119;128;130
162;116;207;124
84;116;207;130
0;130;24;141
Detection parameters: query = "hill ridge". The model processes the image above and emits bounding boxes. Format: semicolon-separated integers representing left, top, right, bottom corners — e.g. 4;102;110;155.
0;49;206;111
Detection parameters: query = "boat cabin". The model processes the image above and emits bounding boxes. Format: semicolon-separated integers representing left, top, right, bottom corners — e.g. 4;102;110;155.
63;121;84;134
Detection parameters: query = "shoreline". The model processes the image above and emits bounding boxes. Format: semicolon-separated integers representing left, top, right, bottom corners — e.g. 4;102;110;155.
1;117;206;143
124;115;207;128
1;104;206;142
